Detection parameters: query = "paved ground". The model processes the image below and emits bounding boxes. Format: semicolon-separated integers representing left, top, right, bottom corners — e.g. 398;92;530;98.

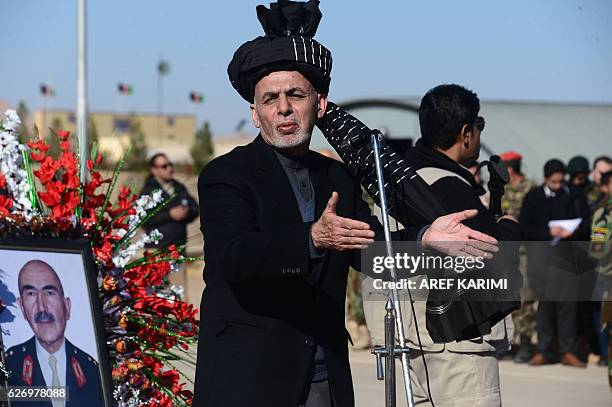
350;349;610;407
176;345;610;406
172;269;610;407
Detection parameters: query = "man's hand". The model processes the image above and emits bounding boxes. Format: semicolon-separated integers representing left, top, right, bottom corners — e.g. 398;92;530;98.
422;209;499;259
170;205;190;221
311;192;375;251
549;226;572;239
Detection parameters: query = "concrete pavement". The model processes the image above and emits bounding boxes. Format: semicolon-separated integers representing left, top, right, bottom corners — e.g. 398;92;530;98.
349;349;610;407
176;345;610;406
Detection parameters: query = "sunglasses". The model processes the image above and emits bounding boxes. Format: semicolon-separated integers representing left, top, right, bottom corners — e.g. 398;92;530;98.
474;116;485;132
155;162;173;169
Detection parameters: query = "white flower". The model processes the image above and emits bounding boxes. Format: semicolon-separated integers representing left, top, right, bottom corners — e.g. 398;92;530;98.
170;285;184;299
127;190;165;231
0;131;16;146
112;229;164;268
2;109;21;131
114;228;128;238
148;229;163;244
151;189;163;203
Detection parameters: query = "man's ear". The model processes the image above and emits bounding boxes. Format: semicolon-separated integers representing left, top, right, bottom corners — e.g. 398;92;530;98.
17;297;25;317
316;94;328;119
250;104;261;129
460;124;471;147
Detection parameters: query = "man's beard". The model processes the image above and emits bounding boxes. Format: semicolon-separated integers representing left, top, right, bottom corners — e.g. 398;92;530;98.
266;127;312;150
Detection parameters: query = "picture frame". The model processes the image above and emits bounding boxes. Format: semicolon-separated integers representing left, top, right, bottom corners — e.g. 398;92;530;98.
0;237;113;406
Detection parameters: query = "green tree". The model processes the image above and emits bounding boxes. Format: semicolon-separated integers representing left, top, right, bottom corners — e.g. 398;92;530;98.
15;100;30;140
47;117;63;158
125;114;148;171
190;121;214;174
87;116;99;155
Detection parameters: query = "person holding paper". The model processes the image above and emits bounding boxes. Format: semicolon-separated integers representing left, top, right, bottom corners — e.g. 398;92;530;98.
519;159;592;367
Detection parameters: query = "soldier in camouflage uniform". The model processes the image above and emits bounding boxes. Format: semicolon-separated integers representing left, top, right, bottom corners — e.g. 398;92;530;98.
590;170;611;381
588;156;612;211
500;151;537;363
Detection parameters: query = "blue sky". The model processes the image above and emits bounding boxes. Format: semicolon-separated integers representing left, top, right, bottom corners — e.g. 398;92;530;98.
2;0;611;136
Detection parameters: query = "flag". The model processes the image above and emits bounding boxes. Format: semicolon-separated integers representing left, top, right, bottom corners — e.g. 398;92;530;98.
189;92;204;103
118;83;133;95
40;84;55;97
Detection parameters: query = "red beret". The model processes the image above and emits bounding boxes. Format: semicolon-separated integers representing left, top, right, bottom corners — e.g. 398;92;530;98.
500;151;522;162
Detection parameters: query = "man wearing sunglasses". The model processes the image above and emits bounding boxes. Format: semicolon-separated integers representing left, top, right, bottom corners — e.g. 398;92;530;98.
399;84;522;407
139;152;199;249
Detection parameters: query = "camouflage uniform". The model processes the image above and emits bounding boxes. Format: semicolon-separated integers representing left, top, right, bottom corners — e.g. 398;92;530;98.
502;177;537;340
502;177;536;219
346;267;365;324
586;183;603;210
590;196;611;384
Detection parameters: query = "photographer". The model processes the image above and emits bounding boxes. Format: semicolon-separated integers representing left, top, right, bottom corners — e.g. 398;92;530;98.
140;153;199;249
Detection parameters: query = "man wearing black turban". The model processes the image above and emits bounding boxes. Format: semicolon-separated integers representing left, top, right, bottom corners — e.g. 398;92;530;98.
194;2;500;406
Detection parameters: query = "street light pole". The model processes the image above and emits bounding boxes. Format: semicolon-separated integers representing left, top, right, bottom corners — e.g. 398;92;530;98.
76;0;88;182
157;60;170;139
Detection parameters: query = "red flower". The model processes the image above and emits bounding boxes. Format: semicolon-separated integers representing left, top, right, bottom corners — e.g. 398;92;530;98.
50;190;80;219
27;139;49;162
159;369;181;393
58;130;70;140
93;239;114;265
0;195;14;215
0;173;6;189
38;188;61;207
58;151;79;177
34;156;60;184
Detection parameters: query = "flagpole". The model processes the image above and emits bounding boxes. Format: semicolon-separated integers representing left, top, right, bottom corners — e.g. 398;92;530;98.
77;0;88;182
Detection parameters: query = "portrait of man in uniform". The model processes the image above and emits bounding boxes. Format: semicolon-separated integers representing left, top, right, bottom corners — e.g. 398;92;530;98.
0;245;109;407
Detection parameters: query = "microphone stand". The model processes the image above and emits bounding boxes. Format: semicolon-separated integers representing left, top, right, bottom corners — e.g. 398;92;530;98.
369;132;415;407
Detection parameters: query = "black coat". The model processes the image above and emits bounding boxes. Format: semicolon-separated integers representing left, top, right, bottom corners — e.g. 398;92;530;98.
5;336;104;407
519;185;595;300
139;176;199;248
193;135;419;407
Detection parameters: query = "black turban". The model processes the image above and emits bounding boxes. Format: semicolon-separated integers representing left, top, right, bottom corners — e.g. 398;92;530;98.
228;0;333;103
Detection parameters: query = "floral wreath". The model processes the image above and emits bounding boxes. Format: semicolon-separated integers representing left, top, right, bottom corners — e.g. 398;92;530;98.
0;110;199;406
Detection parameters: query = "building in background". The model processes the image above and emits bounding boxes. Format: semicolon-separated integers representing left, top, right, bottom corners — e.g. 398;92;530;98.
33;109;196;163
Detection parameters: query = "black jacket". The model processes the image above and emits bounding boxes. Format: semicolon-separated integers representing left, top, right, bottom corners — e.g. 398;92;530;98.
193;135;419;407
403;142;522;341
5;337;104;407
139;176;199;248
519;185;595;300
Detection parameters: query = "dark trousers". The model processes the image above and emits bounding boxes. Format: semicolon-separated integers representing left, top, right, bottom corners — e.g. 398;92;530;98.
536;301;578;358
298;381;335;407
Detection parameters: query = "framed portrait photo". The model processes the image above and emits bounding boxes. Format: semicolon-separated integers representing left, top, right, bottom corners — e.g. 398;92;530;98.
0;238;112;406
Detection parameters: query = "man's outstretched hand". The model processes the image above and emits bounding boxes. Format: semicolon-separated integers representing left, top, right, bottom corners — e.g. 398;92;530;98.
311;192;375;251
422;209;499;259
313;195;498;258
